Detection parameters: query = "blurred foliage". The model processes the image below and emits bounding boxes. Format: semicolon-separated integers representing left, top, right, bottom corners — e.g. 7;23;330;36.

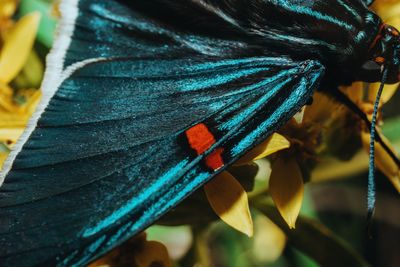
2;0;400;267
0;0;57;168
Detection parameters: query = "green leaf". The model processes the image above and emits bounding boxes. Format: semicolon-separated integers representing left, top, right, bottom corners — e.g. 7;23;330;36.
19;0;57;47
0;142;10;153
13;50;44;89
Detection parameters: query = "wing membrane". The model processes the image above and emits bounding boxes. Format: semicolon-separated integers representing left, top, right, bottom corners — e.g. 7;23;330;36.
0;55;324;266
0;0;325;265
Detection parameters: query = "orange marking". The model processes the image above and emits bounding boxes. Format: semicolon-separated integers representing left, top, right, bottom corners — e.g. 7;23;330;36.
375;56;385;64
185;123;225;170
185;123;216;155
205;148;225;170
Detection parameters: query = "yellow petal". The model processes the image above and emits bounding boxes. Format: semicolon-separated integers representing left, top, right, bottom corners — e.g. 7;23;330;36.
0;128;24;145
13;50;44;89
269;157;304;229
367;83;399;105
361;132;400;192
235;133;290;165
252;215;286;263
0;0;17;19
0;87;41;151
134;240;173;267
311;151;369;182
0;88;41;127
0;12;41;83
372;1;400;26
204;171;253;237
0;146;9;170
341;83;364;103
51;0;62;18
19;89;42;115
88;233;172;267
0;84;17;112
0;152;8;169
303;92;340;124
293;106;306;124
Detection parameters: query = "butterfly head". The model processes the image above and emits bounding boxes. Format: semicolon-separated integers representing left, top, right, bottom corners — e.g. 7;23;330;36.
359;24;400;84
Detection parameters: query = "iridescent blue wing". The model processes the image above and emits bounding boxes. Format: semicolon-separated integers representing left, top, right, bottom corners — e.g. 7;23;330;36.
0;56;324;267
362;0;375;6
0;0;325;266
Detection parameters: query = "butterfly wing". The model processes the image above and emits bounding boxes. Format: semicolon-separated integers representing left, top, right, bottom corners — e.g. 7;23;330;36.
0;55;324;267
362;0;375;6
0;0;325;266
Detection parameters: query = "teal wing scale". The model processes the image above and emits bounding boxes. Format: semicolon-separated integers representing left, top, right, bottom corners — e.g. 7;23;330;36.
0;0;325;266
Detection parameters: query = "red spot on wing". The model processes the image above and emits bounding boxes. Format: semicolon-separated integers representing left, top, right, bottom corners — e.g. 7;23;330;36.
185;123;216;154
205;148;225;171
185;123;225;171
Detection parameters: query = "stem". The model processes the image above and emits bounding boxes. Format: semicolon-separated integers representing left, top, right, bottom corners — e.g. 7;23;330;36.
193;227;212;267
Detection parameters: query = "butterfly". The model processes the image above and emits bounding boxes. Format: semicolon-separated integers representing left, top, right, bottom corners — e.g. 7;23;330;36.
0;0;399;265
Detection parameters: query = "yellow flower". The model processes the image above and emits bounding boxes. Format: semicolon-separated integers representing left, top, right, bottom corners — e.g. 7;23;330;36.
204;125;315;231
88;232;173;267
269;156;304;229
204;133;291;235
0;12;41;83
262;80;397;229
204;171;254;237
0;0;17;19
252;215;287;263
312;1;400;190
0;10;42;169
341;85;400;192
207;0;400;231
0;0;17;34
372;0;400;30
263;109;336;229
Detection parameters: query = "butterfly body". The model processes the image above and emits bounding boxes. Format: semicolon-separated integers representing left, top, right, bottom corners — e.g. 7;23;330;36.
125;0;400;85
0;0;399;266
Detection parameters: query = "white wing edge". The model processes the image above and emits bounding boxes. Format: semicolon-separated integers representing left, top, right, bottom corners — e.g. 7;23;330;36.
0;0;80;185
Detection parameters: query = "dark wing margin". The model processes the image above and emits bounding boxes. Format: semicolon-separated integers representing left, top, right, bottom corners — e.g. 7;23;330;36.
0;0;325;266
